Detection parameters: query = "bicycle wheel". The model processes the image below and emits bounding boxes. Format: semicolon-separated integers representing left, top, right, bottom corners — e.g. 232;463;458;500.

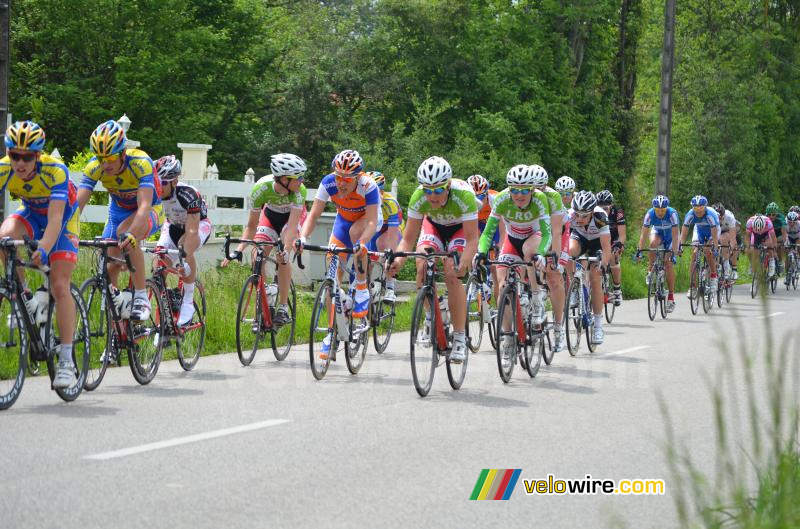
235;275;263;366
177;280;206;371
716;266;724;308
584;286;596;353
603;272;615;324
446;295;469;391
690;264;700;314
793;269;798;290
658;278;668;319
701;267;711;314
0;290;26;410
309;280;336;381
770;273;777;294
46;284;90;402
525;331;544;378
409;287;436;397
270;281;296;361
647;276;657;321
565;278;582;356
344;303;369;375
465;276;484;353
488;305;498;352
80;277;110;391
541;315;555;366
128;279;165;385
751;268;759;298
495;283;517;383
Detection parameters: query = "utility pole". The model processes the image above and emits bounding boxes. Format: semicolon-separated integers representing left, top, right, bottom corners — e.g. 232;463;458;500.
0;1;8;218
655;0;675;196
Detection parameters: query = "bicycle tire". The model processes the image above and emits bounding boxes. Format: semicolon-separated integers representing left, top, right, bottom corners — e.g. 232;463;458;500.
525;331;544;378
446;290;469;391
235;275;263;366
565;278;582;356
690;264;700;314
309;280;336;381
465;275;484;353
751;269;759;298
584;285;596;353
647;276;657;321
603;272;615;324
344;302;369;375
0;289;27;410
716;266;724;308
270;281;296;362
659;277;668;319
80;277;110;391
495;283;517;383
127;279;165;385
770;274;777;294
177;279;206;371
46;284;90;402
541;315;555;366
367;260;390;354
409;287;436;397
488;307;498;352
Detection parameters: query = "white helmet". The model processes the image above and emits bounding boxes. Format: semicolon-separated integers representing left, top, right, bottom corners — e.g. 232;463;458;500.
752;215;767;232
506;164;534;186
529;164;549;187
417;156;452;186
555;175;575;192
572;190;597;212
270;153;307;178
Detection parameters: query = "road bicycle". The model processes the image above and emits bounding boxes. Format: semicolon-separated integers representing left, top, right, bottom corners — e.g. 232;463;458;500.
565;253;601;355
79;238;165;389
299;243;370;380
715;243;736;307
145;246;206;371
390;249;468;397
488;258;551;382
366;250;396;354
682;242;715;315
465;262;497;354
601;264;616;323
750;244;777;298
224;235;296;366
784;243;799;291
638;248;671;321
0;238;90;410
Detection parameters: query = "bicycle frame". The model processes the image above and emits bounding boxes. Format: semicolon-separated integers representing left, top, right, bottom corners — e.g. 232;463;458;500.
146;246;204;337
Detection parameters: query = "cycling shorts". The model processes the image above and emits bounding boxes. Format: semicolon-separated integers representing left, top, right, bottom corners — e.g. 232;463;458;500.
416;217;466;253
329;213;383;249
157;218;213;256
102;202;163;240
571;231;602;257
9;205;80;263
254;207;307;244
498;234;537;265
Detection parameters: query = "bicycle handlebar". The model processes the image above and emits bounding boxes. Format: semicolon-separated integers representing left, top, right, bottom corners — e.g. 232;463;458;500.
293;242;365;274
223;233;284;262
77;237;136;273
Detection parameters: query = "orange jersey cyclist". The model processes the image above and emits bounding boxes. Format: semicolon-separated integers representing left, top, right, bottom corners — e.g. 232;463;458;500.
299;149;382;331
0;121;81;388
77;120;164;321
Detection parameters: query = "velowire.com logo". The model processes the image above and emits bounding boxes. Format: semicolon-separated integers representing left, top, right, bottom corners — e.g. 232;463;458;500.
469;469;522;500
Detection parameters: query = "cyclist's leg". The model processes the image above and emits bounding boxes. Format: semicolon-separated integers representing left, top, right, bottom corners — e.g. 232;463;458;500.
442;228;467;334
521;233;544;314
415;218;445;289
49;210;79;345
545;223;569;325
496;239;520;335
116;204;162;318
0;208;37;286
348;215;383;318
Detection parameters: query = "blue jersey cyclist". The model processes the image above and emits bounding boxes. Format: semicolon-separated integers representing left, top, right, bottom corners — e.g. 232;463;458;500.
77;120;164;322
636;195;680;312
679;194;720;292
0;121;81;389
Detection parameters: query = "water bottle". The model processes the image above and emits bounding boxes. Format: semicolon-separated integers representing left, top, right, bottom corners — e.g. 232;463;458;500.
265;283;279;307
482;282;493;303
34;288;49;325
439;295;450;328
111;287;132;319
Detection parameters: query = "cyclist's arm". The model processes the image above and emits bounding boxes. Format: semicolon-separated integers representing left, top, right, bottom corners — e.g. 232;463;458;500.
549;212;563;256
671;226;680;254
183;212;200;248
299;198;326;241
358;203;379;246
638;225;648;250
617;223;627;245
461;218;480;268
679;225;690;245
388;216;422;276
39;199;67;255
536;215;552;255
478;215;499;254
76;187;93;211
238;209;261;252
282;207;303;251
129;185;154;240
600;233;612;267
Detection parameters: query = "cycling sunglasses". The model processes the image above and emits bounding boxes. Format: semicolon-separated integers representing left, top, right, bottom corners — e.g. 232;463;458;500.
654;207;667;216
423;184;449;195
99;153;122;163
476;192;487;201
509;187;533;196
8;151;36;163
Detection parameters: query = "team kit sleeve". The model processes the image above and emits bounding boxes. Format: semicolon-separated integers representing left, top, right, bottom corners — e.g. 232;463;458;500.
42;161;71;202
79;158;101;191
406;187;426;220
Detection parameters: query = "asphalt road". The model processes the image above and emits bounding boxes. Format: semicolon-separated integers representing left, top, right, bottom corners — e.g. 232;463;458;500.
1;283;798;529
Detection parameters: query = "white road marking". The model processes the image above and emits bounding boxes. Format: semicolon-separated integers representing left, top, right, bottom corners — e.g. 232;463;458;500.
595;345;651;358
84;419;290;461
758;312;785;319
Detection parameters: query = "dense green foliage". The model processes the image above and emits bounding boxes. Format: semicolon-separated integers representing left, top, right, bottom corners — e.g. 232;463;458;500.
8;0;800;213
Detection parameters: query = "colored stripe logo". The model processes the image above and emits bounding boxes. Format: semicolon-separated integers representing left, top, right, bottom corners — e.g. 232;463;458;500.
470;469;522;500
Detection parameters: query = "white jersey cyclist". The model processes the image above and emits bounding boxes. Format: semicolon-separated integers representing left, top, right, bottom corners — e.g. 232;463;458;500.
157;182;212;253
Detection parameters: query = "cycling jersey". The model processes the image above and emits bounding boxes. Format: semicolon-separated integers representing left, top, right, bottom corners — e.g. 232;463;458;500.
0;153;80;263
683;207;720;231
478;188;551;254
477;189;499;223
569;207;610;241
539;186;569;224
769;212;786;230
718;210;738;233
0;153;77;214
786;220;800;240
379;190;403;230
643;207;680;234
315;173;381;222
406;178;480;227
747;215;775;247
250;174;307;214
162;183;208;226
80;148;161;210
604;205;626;241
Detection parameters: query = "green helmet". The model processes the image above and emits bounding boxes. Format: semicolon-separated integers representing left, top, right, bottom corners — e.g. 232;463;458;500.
765;202;780;215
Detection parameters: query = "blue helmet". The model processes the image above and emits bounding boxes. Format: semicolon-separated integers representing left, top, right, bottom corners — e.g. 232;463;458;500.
652;195;670;208
5;120;46;152
690;195;708;207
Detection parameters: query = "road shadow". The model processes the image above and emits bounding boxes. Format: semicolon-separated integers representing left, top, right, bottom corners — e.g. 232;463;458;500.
102;384;205;398
536;379;599;395
592;355;647;364
545;364;611;378
12;401;120;418
607;322;654;329
663;318;705;324
424;388;531;408
157;370;242;382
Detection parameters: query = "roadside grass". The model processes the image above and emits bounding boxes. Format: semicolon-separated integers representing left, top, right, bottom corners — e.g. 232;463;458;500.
660;294;800;528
